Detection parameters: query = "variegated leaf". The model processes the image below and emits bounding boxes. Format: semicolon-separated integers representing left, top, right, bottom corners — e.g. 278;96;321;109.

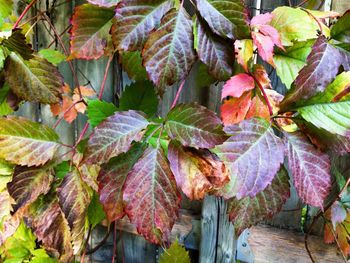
0;116;60;167
214;118;285;199
165;103;227;149
168;141;229;200
142;7;196;90
7;166;53;213
123;145;180;244
57;168;92;254
84;110;149;164
5;53;63;104
112;0;173;51
98;143;145;222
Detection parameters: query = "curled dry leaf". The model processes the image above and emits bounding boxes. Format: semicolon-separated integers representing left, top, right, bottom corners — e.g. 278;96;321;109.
168;141;229;200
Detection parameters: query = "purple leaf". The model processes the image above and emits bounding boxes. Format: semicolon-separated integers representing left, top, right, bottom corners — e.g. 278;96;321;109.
214;118;285;199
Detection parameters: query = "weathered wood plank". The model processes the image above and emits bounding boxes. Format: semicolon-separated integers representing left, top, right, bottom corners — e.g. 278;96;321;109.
249;225;342;262
332;0;349;13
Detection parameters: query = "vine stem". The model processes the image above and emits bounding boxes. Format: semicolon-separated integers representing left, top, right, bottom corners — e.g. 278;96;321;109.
302;8;323;35
112;221;117;263
250;74;273;116
171;79;186;109
41;13;82;100
13;0;38;29
80;224;92;263
324;218;348;263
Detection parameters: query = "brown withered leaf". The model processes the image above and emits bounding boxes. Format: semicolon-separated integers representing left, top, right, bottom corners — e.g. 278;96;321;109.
168;141;229;200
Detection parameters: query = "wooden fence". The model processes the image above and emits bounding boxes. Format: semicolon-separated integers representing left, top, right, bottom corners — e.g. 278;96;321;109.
12;0;349;262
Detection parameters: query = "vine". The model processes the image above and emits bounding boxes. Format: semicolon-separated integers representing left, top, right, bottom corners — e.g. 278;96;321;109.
0;0;349;262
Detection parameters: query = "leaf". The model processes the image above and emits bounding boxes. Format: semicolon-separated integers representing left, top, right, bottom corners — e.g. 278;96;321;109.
98;143;144;222
0;0;13;21
331;201;347;227
7;166;53;213
87;191;106;228
159;240;190;263
54;161;71;179
274;40;314;89
194;16;234;80
86;99;118;128
168;141;229;200
213;118;285;199
295;71;350;107
2;29;33;60
142;7;196;90
5;53;63;104
227;167;290;235
0;159;13;176
69;4;114;60
119;81;158;117
165;103;227;149
119;51;148;81
235;39;253;72
220;91;252;125
298;101;350;137
245;93;271;120
26;200;73;262
270;6;329;46
221;73;255;99
38;49;66;65
196;0;250;40
57;168;92;254
87;0;119;7
112;0;173;51
0;116;60;167
123;145;180;244
286;132;331;208
280;36;350;110
331;10;350;49
84;110;149;164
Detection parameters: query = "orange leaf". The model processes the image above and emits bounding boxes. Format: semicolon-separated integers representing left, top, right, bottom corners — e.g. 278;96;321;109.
221;91;252;125
72;94;86;114
62;97;78;123
245;94;270;121
50;103;62;117
324;223;335;244
74;86;95;97
62;83;71;94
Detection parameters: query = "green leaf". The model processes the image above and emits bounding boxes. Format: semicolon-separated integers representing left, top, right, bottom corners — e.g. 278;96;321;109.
0;100;12;116
298;101;350;137
0;159;13;176
86;99;118;127
119;51;148;82
0;116;60;167
0;47;5;69
70;4;114;59
227;167;290;235
5;53;63;104
271;7;330;46
159;240;190;263
54;161;71;179
142;6;196;91
331;10;350;51
274;40;314;89
98;143;145;222
0;0;13;21
112;0;173;51
119;81;158;117
57;168;92;253
38;49;66;65
87;191;106;228
7;166;54;213
196;0;250;40
165;103;227;149
85;110;149;164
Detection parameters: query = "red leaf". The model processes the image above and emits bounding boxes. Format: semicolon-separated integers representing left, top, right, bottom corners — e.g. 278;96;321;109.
123;145;181;244
245;94;270;120
221;91;252;125
259;24;283;49
214;118;285;199
98;143;145;222
252;32;275;67
168;141;229;200
221;73;255;99
250;13;274;27
286;132;331;209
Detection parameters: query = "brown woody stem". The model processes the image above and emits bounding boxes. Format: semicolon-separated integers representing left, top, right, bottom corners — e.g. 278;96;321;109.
13;0;38;29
